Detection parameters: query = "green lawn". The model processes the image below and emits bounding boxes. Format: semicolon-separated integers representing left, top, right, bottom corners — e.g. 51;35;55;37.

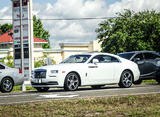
0;94;160;117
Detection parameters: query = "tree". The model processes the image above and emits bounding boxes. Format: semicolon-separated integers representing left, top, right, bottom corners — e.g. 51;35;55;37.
0;56;14;68
96;9;160;54
0;23;13;35
34;53;56;68
33;15;50;48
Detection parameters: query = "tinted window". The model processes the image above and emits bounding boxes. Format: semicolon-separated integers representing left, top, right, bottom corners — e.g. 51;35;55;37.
132;53;144;62
118;53;135;60
91;55;119;63
61;55;91;63
0;64;5;69
144;53;160;60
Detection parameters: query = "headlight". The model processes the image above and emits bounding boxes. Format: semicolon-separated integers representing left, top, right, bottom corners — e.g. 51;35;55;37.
51;70;58;74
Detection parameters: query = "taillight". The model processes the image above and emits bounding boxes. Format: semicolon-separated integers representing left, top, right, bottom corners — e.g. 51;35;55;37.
19;68;22;74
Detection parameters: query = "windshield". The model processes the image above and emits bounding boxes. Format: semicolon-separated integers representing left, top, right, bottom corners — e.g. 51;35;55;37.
61;55;91;63
118;53;135;60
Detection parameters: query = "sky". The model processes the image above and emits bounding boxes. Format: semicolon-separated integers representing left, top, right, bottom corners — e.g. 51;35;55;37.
0;0;160;49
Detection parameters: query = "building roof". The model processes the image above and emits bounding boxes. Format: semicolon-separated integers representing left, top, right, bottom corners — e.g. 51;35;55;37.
0;30;48;44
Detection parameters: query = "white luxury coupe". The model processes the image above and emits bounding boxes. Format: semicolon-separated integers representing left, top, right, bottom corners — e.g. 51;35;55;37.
31;53;140;92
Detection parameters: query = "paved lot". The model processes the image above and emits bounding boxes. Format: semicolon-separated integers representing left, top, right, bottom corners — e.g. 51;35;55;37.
0;84;160;105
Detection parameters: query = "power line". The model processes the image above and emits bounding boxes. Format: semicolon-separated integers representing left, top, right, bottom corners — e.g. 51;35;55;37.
0;17;115;21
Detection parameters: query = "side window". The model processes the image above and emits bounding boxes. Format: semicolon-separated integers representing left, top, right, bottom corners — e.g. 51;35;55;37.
91;55;119;63
133;53;144;62
0;64;5;69
144;53;159;60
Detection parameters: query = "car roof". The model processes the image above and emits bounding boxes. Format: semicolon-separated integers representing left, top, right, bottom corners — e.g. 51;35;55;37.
119;51;157;54
73;52;120;58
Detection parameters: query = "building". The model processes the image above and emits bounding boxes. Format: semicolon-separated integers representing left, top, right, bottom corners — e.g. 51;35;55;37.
0;31;101;64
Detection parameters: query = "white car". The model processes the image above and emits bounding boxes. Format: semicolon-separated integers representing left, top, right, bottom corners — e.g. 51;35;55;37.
31;53;140;92
0;63;24;93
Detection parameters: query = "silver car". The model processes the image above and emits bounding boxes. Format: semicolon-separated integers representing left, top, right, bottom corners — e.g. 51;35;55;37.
0;63;24;93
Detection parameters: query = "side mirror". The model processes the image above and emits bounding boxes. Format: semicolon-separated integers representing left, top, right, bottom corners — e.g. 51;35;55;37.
92;59;99;64
134;58;140;62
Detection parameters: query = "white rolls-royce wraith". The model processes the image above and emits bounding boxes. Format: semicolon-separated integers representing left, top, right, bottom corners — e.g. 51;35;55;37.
31;53;140;92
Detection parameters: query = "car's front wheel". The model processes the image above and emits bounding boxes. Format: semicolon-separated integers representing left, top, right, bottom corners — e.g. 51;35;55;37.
35;87;49;92
118;70;133;88
0;77;14;93
64;73;80;91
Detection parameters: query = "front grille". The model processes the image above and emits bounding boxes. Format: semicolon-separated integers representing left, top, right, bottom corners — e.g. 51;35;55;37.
34;69;47;79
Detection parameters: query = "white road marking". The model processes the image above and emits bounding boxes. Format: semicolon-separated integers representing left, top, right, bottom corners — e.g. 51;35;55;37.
39;94;79;98
0;94;37;98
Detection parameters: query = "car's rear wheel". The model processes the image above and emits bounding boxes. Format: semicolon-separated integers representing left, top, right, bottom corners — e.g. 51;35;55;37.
133;79;142;85
156;78;160;84
118;70;133;88
91;85;104;89
64;73;79;91
0;77;14;93
35;87;49;92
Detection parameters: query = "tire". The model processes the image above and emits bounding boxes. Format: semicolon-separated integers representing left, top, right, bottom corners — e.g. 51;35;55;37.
35;87;49;92
91;85;104;89
133;79;142;85
118;70;133;88
0;77;14;93
64;73;80;91
156;78;160;84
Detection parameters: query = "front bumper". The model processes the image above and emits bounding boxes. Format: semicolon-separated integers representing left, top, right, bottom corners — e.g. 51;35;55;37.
30;74;65;88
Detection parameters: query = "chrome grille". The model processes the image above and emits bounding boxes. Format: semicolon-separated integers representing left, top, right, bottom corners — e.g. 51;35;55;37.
34;69;47;79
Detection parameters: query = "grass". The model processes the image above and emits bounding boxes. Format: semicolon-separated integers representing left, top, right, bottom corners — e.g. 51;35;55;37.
0;94;160;117
12;86;35;92
142;79;158;84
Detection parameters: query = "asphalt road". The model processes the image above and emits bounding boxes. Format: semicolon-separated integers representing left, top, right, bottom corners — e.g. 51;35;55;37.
0;84;160;105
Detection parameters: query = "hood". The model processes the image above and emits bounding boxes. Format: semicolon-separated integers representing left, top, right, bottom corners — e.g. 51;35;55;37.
34;63;85;71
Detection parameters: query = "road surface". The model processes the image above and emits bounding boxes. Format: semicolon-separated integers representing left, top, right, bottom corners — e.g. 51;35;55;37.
0;84;160;105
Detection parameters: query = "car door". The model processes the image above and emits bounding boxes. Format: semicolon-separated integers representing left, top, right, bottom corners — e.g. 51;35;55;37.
131;53;145;75
143;53;157;76
87;55;117;84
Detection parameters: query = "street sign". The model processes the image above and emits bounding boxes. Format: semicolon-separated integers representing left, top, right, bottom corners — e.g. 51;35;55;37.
12;0;34;81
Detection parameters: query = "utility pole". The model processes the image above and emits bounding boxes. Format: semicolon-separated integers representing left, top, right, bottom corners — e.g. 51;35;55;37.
12;0;34;91
20;0;25;91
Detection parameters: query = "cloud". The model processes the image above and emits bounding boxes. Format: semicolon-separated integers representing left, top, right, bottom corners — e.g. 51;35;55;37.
0;6;12;24
1;0;160;48
33;0;108;48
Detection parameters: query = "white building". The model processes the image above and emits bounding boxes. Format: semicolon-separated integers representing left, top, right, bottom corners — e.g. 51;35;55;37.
0;31;101;64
